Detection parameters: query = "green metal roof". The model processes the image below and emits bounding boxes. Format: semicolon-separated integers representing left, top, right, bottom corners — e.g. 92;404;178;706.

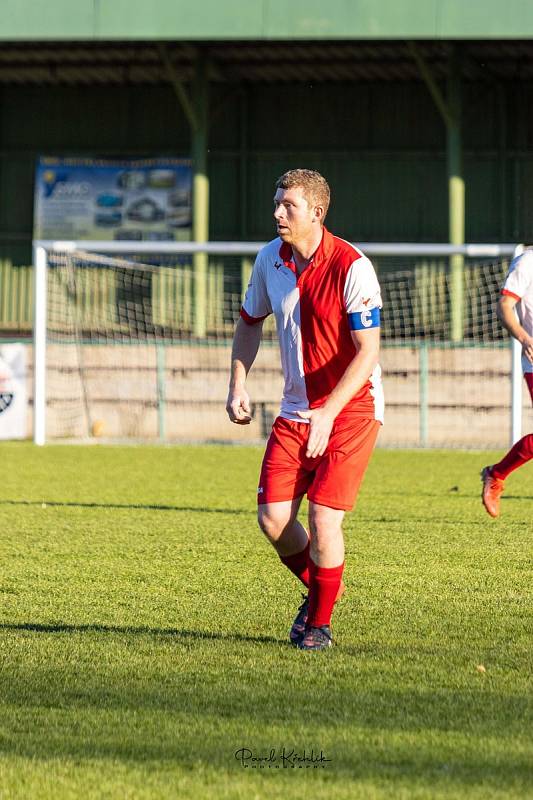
3;0;533;41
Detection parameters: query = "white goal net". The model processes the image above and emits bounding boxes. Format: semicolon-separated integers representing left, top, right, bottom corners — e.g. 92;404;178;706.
33;242;526;448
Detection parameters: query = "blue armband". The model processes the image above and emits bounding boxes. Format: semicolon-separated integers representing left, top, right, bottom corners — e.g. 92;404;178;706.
348;307;381;330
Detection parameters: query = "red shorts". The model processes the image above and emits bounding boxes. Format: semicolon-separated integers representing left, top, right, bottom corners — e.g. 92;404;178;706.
526;373;533;404
258;413;380;511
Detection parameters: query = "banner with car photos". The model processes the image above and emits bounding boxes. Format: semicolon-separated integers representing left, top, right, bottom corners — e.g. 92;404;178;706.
33;156;192;242
0;344;27;439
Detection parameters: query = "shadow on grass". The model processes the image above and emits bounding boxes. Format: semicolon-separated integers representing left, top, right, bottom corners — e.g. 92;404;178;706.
0;499;252;515
2;621;529;665
0;621;525;661
1;623;531;794
3;496;530;523
0;621;282;646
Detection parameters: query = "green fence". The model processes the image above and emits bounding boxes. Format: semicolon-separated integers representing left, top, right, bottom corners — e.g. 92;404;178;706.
0;260;33;331
0;258;228;337
0;254;509;342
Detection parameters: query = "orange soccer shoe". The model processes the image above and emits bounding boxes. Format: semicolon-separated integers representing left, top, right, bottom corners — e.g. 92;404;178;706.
481;466;505;518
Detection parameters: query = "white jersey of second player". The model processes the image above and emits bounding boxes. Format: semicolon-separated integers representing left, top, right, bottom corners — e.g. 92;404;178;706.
502;249;533;374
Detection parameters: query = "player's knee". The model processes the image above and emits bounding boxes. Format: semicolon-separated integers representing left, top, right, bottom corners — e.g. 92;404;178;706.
311;528;343;554
308;509;344;539
257;509;285;541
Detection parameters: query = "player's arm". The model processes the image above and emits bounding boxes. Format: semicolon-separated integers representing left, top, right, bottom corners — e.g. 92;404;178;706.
298;327;380;458
324;327;380;417
226;316;264;424
497;294;533;364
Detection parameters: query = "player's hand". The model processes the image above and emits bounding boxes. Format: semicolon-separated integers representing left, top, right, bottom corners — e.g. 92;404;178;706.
226;387;252;425
297;407;335;458
522;334;533;365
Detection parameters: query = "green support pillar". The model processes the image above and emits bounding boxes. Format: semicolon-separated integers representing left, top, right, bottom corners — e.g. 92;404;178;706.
447;48;465;343
408;42;466;343
192;54;209;339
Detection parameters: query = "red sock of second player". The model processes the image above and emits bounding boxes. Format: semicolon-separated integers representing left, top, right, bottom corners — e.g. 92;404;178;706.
492;433;533;480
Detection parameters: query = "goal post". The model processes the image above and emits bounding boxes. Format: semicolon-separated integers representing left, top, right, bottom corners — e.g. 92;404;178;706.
32;240;267;446
32;239;522;447
33;245;47;447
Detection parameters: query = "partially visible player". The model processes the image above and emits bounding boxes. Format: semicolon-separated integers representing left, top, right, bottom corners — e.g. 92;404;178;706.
481;249;533;517
226;169;383;650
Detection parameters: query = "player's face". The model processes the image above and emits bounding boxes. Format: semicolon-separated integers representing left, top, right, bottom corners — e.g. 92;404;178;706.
273;187;320;245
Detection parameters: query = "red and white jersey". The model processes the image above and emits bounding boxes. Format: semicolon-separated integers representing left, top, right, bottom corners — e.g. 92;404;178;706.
241;227;384;422
502;249;533;374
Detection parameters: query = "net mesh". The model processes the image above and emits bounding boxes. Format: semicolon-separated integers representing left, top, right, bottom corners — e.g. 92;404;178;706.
43;248;528;446
377;257;519;448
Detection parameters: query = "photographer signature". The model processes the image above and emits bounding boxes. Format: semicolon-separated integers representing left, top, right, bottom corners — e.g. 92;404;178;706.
235;747;332;768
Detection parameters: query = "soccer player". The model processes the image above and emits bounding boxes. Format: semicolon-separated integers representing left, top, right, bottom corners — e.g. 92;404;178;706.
481;249;533;517
226;169;383;650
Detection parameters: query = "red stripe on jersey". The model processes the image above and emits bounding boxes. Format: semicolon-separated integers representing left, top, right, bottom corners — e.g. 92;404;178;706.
240;307;268;325
501;288;521;301
298;230;372;411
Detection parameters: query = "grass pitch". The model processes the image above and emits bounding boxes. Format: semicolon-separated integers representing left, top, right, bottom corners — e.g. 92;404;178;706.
0;442;531;799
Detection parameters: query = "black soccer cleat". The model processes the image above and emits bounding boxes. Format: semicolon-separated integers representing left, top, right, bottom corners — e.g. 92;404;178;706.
289;593;309;646
297;624;333;651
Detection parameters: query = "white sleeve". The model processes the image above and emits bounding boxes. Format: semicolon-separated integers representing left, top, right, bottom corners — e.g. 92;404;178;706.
241;253;272;323
503;251;533;299
343;255;382;331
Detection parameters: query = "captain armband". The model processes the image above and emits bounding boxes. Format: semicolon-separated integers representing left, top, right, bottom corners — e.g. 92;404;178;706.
348;307;381;331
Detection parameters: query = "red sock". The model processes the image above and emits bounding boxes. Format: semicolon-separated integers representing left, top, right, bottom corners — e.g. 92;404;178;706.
491;434;533;480
280;540;310;587
307;559;345;628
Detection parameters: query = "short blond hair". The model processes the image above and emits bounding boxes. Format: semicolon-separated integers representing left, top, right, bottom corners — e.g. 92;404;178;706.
275;169;330;218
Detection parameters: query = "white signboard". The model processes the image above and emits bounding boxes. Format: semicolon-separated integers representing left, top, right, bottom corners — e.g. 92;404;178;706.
0;344;27;440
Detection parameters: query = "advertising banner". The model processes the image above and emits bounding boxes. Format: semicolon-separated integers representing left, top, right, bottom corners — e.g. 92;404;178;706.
0;344;27;440
34;156;192;242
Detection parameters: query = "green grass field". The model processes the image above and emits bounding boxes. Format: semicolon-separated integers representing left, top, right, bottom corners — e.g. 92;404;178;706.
0;442;531;799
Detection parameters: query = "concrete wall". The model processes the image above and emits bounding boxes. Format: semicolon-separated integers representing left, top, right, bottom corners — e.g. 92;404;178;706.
18;342;531;447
